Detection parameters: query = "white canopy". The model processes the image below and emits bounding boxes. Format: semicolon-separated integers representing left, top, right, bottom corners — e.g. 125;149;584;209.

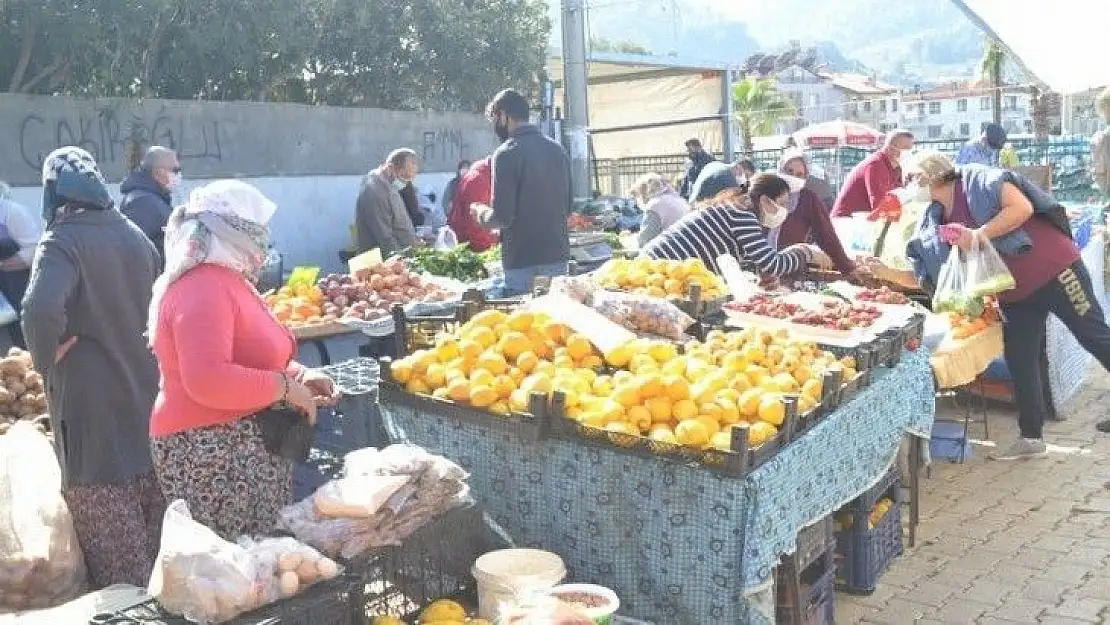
949;0;1110;94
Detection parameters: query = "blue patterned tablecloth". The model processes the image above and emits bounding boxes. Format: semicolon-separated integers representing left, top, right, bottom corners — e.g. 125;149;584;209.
381;349;934;625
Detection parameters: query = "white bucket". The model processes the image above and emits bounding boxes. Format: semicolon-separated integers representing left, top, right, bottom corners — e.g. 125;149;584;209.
471;548;567;620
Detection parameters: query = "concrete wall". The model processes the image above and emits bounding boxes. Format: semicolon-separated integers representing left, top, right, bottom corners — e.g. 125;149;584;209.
1;94;497;271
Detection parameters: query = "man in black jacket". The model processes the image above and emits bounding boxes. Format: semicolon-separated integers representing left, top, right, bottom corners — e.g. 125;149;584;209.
679;138;715;199
120;146;179;264
472;88;571;296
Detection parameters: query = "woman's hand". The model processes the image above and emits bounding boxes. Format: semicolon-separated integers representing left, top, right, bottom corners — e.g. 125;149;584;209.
301;368;340;406
281;375;318;425
54;337;77;364
804;244;835;270
939;223;976;251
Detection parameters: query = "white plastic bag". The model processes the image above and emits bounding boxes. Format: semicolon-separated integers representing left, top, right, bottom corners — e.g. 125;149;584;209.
931;247;985;317
0;421;85;612
434;226;458;251
966;233;1016;297
147;499;261;624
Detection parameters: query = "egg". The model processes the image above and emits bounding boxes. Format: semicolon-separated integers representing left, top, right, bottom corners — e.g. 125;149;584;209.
279;570;300;598
277;552;303;572
295;559;319;585
315;557;339;580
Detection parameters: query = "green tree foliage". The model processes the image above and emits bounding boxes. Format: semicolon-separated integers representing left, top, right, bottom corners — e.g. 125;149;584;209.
0;0;551;111
979;37;1005;126
732;77;795;153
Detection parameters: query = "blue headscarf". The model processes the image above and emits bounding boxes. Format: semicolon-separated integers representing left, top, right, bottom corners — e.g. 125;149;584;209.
41;146;114;225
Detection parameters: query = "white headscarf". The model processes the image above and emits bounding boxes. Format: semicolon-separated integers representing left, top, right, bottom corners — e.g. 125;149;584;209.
147;180;277;344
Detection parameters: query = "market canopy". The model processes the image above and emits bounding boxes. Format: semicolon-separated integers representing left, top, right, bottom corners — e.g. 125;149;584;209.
949;0;1110;94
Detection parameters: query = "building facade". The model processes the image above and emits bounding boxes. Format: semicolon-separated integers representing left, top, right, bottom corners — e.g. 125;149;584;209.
771;66;900;136
899;81;1035;140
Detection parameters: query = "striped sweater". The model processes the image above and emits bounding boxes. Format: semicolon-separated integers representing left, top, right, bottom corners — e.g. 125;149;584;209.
640;204;807;276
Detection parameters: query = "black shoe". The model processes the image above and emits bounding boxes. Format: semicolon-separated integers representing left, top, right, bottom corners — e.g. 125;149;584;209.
1097;419;1110;433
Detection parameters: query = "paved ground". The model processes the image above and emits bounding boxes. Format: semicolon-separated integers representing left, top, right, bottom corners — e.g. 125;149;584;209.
835;365;1110;625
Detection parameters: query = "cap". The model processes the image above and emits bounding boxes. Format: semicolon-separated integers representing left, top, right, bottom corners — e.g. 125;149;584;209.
692;162;741;202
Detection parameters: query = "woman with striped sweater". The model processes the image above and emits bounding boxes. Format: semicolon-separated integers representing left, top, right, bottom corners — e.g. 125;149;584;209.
640;170;831;276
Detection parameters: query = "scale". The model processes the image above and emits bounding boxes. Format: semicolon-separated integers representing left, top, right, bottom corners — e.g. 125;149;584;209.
568;231;614;268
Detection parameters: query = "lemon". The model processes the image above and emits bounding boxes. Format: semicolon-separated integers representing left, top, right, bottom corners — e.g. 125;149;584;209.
612;383;641;408
647;341;678;364
645;396;672;423
605;343;635;367
698;402;722;423
470;385;498;408
505;310;534;332
737;388;764;418
716;398;741;425
435;341;460;363
757;394;786;426
694;415;721;437
749;421;778;447
663;375;691;402
477;351;508;376
371;616;404;625
509;388;530;412
672;398;698;421
629;354;658;374
390;358;413;384
627;405;652;431
457;339;482;360
592;376;614;396
424;363;447;389
420;599;467;623
521;373;553;396
709;430;735;451
405;378;431;395
675;418;711;448
802;378;823;401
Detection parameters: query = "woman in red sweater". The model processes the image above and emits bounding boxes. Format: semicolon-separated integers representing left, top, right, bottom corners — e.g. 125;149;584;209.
447;157;499;252
148;180;336;539
774;150;868;279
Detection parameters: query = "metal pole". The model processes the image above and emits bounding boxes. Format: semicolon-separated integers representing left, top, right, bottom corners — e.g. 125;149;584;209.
721;69;735;160
561;0;591;204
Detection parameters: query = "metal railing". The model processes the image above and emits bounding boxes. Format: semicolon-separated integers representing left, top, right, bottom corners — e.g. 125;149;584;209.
593;138;1097;201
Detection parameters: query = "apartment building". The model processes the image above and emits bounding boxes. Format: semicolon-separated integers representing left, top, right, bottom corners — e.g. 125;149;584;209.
771;65;900;135
900;81;1034;140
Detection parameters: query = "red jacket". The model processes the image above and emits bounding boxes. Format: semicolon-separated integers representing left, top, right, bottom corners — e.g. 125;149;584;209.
448;158;499;252
830;150;903;217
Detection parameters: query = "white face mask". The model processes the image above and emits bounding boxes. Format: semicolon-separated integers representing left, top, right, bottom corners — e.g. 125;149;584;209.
391;178;407;192
780;174;806;194
169;172;182;190
760;202;789;229
907;182;931;203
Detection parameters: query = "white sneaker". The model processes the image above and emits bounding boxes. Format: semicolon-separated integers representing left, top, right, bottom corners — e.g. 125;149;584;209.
989;438;1049;461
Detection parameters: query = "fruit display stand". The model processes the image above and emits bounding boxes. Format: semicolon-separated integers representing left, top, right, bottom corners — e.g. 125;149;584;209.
376;318;935;625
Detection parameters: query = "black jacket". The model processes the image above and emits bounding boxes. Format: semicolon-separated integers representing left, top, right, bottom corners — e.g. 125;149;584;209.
399;182;424;227
680;149;716;199
119;170;172;265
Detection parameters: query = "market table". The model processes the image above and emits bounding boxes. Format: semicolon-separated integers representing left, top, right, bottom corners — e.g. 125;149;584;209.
381;349;935;625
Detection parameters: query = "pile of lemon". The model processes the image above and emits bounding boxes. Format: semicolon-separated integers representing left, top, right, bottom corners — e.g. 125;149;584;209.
372;598;489;625
389;309;857;454
593;257;725;300
834;496;894;532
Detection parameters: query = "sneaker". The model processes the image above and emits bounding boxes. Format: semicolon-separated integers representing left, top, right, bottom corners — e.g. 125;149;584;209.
1097;419;1110;433
989;438;1049;461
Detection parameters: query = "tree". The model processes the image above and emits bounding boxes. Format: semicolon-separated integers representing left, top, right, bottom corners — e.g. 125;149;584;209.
590;36;651;55
732;77;796;153
0;0;551;112
979;37;1005;126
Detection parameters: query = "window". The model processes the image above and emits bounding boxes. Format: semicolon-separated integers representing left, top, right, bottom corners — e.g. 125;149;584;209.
917;103;925;115
959;123;970;136
862;101;872;113
879;100;887;113
891;99;898;112
957;98;968;112
1024;119;1033;133
1005;96;1018;110
980;96;991;110
928;101;942;114
928;125;942;138
880;123;895;132
809;93;820;107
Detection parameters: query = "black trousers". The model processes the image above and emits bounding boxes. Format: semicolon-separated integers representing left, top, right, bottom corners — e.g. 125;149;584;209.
1001;260;1110;439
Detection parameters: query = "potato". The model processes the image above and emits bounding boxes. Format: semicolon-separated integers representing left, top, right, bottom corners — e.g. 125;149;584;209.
294;559;318;585
279;571;300;598
6;381;25;397
0;388;11;405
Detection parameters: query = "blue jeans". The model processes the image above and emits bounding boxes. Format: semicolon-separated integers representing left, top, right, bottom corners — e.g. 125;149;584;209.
502;262;569;297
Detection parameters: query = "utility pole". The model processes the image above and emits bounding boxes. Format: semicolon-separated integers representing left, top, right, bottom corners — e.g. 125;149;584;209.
561;0;591;204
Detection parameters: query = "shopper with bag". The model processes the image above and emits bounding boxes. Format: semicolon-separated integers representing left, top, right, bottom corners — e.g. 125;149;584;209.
148;180;339;541
906;152;1110;457
21;147;165;587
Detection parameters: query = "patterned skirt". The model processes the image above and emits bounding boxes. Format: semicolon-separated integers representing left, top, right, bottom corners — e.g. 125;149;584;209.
63;472;166;588
151;417;293;541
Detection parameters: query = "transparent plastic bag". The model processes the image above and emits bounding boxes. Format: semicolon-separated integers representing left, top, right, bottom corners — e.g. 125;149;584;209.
966;233;1016;298
148;499;261;624
0;422;85;612
931;246;985;318
434;226;458;251
591;290;694;340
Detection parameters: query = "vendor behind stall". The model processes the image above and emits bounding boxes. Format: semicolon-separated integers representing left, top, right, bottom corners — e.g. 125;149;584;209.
148;180;337;540
776;150;865;279
22;146;164;588
628;172;690;247
905;153;1110;455
641;170;831;275
830;129;914;217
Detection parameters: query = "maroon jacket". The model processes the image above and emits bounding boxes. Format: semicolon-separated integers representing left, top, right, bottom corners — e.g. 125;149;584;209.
776;188;855;274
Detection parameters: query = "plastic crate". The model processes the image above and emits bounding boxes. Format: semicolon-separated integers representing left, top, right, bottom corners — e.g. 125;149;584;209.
794;516;835;572
776;552;836;625
835;477;904;594
352;504;491;621
88;574;364;625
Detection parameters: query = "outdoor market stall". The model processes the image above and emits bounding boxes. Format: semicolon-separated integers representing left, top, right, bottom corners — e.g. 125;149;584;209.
370;263;935;625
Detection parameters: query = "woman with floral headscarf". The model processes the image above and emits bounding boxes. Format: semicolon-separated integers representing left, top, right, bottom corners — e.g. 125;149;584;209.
148;180;336;540
22;146;165;587
628;172;690;247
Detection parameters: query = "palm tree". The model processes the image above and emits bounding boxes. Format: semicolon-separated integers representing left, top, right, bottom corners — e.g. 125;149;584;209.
733;77;796;153
979;37;1005;126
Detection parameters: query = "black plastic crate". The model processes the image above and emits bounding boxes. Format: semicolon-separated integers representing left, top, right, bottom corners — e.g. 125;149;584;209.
850;465;902;513
795;516;835;573
350;504;490;622
835;476;904;594
776;551;836;625
88;574;364;625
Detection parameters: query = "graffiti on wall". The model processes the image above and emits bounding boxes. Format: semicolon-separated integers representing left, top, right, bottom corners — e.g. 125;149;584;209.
421;128;472;165
17;105;225;174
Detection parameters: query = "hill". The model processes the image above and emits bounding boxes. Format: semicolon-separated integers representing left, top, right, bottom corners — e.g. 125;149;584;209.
546;0;991;85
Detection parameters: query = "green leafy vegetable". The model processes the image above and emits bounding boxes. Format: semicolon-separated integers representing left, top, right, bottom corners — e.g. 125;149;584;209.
403;244;490;283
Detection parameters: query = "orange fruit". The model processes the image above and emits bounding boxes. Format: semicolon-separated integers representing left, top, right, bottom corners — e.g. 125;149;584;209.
516;351;539;373
469;385;498;408
477;352;508;376
498;331;532;360
447;378;471;402
627;405;652;431
672;398;697;421
758;394;786;426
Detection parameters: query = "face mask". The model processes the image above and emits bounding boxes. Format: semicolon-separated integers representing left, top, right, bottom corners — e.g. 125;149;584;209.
898;151;914;172
780;174;806;194
168;172;182;190
907;183;931;203
760;202;789;229
391;178;407;192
